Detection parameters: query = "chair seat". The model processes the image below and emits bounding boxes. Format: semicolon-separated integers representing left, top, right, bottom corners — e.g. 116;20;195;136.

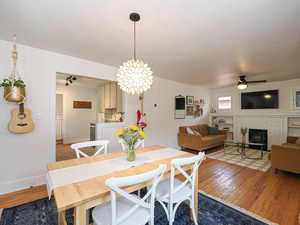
92;197;151;225
155;178;192;203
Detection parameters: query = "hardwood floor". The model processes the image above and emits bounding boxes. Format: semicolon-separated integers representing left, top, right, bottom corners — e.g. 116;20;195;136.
1;153;300;225
199;157;300;225
0;185;48;208
56;143;95;161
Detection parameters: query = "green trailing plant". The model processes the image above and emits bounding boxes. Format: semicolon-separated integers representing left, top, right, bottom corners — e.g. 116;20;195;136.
0;78;26;88
241;127;248;136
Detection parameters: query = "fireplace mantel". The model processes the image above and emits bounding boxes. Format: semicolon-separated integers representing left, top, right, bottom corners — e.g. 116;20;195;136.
210;113;300;150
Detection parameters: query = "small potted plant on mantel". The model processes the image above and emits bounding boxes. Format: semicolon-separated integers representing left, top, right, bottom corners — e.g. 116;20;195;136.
241;127;248;143
1;35;26;103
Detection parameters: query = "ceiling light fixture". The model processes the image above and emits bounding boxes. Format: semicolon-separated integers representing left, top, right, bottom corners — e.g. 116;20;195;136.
116;13;153;95
65;75;77;86
237;76;248;90
237;75;267;89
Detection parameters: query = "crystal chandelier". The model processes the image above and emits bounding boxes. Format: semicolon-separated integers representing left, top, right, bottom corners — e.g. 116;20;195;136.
116;13;153;95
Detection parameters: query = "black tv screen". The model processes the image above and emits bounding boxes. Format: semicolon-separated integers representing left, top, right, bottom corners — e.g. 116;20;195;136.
175;97;185;110
241;90;279;109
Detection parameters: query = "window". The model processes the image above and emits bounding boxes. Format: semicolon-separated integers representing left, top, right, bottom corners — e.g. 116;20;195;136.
295;89;300;109
218;96;232;110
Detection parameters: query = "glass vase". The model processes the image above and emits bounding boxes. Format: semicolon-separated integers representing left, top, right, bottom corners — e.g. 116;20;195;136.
126;145;136;162
242;135;246;143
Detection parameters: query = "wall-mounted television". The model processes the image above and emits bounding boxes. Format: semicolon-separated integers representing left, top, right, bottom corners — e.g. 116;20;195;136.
241;90;279;109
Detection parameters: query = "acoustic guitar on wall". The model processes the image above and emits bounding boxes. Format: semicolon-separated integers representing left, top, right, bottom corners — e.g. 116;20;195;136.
9;102;35;134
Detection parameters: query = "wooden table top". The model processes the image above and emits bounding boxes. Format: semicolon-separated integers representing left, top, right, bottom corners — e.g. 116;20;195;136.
47;145;193;211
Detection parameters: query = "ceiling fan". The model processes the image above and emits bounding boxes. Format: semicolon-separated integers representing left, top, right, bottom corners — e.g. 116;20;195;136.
237;75;266;90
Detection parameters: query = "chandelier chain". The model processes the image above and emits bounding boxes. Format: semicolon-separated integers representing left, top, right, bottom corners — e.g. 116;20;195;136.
133;21;136;60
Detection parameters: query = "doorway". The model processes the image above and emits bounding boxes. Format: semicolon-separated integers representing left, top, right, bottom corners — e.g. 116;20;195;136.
55;72;124;161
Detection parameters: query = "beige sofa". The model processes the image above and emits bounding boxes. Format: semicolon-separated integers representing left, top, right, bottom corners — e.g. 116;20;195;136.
271;136;300;174
178;124;226;151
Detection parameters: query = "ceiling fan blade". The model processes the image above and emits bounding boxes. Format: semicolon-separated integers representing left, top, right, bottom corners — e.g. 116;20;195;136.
247;80;267;83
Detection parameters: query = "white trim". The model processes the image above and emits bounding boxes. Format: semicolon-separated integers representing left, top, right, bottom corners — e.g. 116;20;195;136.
199;191;279;225
0;174;46;195
62;137;90;144
292;88;300;110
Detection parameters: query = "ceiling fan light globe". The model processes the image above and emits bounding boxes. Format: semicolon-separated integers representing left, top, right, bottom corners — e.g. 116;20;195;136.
237;83;248;90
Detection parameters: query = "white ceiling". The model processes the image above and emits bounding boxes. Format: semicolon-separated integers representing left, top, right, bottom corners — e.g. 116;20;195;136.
1;0;300;87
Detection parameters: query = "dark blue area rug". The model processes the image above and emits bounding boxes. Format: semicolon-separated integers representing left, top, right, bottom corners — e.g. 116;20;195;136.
0;193;275;225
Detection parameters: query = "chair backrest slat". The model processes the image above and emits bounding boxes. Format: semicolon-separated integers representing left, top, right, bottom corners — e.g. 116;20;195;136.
71;140;109;158
170;152;205;197
105;164;166;225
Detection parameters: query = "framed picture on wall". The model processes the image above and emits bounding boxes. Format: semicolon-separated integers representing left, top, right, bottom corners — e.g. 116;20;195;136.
175;95;186;119
186;96;194;105
186;105;194;116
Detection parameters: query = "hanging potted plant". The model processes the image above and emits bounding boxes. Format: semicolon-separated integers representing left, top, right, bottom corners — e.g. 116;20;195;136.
1;78;26;102
1;35;26;103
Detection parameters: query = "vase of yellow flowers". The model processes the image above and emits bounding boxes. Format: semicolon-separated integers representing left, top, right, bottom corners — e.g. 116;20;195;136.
117;125;147;162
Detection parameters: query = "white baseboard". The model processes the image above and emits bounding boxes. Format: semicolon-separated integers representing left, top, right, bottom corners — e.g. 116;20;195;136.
0;174;46;195
63;137;90;144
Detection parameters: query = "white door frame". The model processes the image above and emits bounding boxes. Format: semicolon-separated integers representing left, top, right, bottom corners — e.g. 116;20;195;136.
55;93;64;142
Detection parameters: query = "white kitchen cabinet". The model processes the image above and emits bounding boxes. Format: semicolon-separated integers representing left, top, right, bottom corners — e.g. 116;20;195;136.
116;84;123;112
104;83;110;109
110;82;117;108
103;82;122;109
97;85;105;112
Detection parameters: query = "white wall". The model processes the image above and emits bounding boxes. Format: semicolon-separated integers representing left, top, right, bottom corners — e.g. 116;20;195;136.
56;84;98;144
56;94;63;114
210;79;300;148
0;39;117;194
0;39;209;194
210;79;300;115
142;77;210;148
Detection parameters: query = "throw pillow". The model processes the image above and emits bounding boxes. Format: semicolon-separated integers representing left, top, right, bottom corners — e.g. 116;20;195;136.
296;138;300;146
192;129;202;136
186;127;195;135
208;127;219;135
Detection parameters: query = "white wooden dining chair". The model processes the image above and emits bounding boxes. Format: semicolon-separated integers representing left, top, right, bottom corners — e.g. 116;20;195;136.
118;139;145;151
155;152;205;225
70;140;109;158
92;164;166;225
